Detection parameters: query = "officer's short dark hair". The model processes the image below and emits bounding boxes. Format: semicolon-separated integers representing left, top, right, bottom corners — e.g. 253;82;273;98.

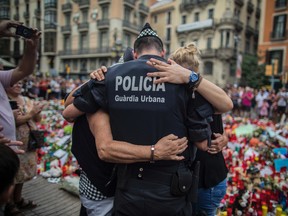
134;36;164;54
0;144;19;195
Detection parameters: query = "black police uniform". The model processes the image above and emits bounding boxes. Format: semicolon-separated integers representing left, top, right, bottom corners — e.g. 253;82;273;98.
73;54;211;216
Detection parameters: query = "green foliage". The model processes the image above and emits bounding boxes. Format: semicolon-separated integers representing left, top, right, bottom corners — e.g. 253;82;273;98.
239;54;269;88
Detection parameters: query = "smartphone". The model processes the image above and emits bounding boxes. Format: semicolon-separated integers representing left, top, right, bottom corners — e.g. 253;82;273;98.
15;25;34;39
9;101;19;110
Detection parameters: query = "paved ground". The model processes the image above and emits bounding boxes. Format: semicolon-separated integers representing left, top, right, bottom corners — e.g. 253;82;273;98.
22;176;81;216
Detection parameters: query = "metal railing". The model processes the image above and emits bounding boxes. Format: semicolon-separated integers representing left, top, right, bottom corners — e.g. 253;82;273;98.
62;3;72;11
23;11;30;19
234;0;244;7
122;20;141;31
79;0;90;8
61;25;71;32
45;23;57;30
97;19;109;28
78;22;89;31
139;3;149;13
270;30;288;40
201;49;217;58
44;1;57;9
123;0;135;6
59;47;112;56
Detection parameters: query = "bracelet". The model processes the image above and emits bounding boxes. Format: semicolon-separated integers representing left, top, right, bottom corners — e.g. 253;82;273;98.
150;145;155;163
193;75;203;90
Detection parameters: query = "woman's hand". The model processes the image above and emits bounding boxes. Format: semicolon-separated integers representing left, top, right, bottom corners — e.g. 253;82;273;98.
0;20;23;38
207;133;228;154
146;58;191;84
29;102;44;117
90;66;108;81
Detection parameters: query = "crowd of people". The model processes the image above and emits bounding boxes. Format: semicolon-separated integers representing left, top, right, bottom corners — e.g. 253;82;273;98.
0;19;287;216
227;86;288;123
20;75;288;124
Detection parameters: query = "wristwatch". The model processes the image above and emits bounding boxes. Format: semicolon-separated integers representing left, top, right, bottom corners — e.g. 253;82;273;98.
188;71;199;88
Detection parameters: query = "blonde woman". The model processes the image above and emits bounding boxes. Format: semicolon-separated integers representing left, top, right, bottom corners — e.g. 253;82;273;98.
148;42;229;216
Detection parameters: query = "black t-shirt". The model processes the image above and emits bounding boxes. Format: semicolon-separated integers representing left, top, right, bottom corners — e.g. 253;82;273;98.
70;108;115;197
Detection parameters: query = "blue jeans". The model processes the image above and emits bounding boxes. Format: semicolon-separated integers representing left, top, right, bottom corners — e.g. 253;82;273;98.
192;179;227;216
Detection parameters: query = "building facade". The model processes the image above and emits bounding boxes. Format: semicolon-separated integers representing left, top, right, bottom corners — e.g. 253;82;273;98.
150;0;261;86
0;0;153;76
258;0;288;87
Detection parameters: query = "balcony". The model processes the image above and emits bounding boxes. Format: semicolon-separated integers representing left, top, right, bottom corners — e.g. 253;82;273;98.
61;25;71;34
177;19;214;33
245;24;254;36
180;0;193;11
122;20;141;34
247;1;254;13
201;49;217;58
97;19;109;29
270;30;288;41
62;2;72;13
98;0;111;5
255;7;261;18
44;1;57;9
123;0;136;8
59;47;112;56
78;22;89;32
217;47;236;60
79;0;90;9
220;17;244;32
23;11;30;19
234;0;244;7
13;14;20;20
34;8;41;17
44;23;57;30
139;3;149;14
180;0;214;10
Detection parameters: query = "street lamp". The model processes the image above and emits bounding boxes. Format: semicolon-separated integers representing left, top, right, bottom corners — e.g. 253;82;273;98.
234;35;241;86
111;39;124;63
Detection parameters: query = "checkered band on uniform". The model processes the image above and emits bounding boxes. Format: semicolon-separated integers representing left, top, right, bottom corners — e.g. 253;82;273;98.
79;170;107;201
137;28;159;39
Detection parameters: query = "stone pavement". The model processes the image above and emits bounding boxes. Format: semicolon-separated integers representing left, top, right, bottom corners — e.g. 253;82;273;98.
22;176;81;216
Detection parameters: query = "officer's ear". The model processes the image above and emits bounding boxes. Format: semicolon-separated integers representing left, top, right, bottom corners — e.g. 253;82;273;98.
133;50;139;59
160;49;166;58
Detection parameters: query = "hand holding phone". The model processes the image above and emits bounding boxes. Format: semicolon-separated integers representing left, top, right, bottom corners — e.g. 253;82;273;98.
9;100;19;110
15;25;34;39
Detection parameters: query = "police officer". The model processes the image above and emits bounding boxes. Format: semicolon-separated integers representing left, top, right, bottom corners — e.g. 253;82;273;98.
77;23;208;216
63;47;190;216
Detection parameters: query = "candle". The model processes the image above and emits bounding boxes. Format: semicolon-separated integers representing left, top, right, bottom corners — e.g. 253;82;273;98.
276;207;282;216
220;211;227;216
262;205;268;216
